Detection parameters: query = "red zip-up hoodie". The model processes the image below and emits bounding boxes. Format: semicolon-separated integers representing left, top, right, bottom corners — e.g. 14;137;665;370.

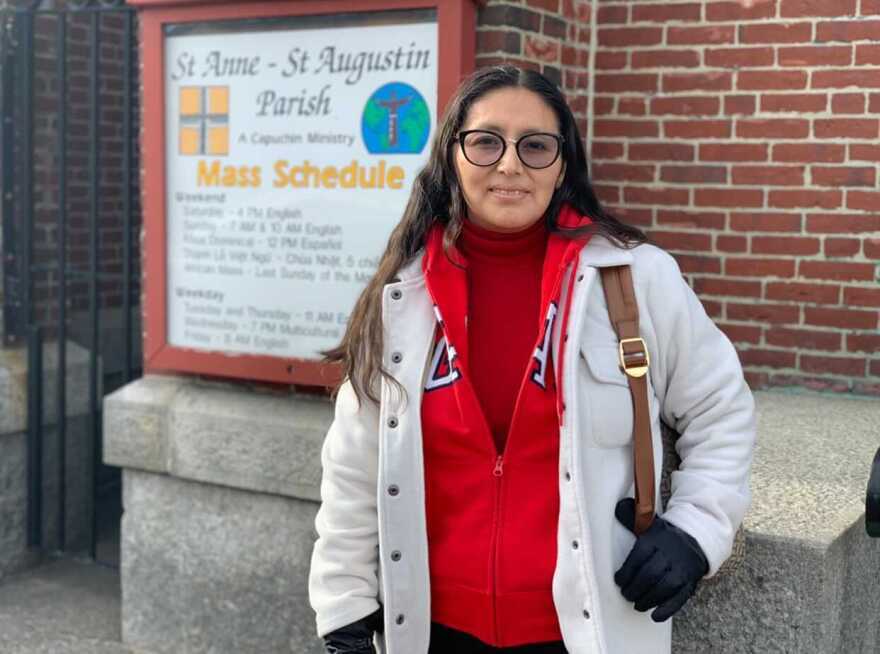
420;205;591;647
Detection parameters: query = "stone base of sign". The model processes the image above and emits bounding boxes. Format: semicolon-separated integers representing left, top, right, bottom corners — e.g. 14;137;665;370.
103;374;329;654
103;376;880;654
0;342;99;582
121;469;322;654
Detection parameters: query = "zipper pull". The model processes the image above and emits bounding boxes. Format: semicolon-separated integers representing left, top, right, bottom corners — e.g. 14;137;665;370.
493;455;504;477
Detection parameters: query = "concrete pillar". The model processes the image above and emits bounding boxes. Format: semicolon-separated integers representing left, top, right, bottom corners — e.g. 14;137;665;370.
103;375;327;654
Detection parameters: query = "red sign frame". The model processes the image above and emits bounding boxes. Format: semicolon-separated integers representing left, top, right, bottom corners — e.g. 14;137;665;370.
133;0;479;385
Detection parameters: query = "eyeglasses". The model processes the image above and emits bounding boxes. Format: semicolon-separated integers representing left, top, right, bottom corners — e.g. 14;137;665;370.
455;129;564;170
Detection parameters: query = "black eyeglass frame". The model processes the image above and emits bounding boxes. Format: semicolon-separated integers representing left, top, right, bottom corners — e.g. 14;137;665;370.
454;129;565;170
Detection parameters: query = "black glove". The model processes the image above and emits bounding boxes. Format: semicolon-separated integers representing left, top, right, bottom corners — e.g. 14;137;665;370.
613;498;709;623
323;607;383;654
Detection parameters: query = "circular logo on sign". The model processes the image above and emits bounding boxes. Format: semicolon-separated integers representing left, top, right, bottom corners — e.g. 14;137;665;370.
362;82;431;155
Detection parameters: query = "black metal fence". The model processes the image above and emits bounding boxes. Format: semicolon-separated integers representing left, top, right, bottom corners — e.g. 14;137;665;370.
0;0;141;563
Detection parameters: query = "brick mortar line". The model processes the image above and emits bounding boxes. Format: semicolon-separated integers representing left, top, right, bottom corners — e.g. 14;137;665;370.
603;19;877;29
599;13;880;23
675;249;879;262
627;66;879;77
599;115;879;122
595;106;879;114
594;34;880;49
603;65;878;73
590;137;880;144
605;201;879;220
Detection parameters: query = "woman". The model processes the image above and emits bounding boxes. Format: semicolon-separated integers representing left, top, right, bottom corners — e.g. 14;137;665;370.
308;66;756;654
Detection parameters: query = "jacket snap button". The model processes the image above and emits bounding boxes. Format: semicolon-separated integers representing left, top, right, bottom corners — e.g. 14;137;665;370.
396;614;405;625
583;609;590;620
391;352;403;363
387;417;398;428
390;289;403;300
577;274;584;282
391;550;402;561
572;540;579;549
388;484;399;496
565;472;571;481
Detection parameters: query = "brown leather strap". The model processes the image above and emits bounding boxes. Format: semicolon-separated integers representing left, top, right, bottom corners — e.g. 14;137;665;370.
600;266;655;536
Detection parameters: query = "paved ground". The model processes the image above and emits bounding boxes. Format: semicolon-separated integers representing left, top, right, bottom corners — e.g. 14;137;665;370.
0;557;147;654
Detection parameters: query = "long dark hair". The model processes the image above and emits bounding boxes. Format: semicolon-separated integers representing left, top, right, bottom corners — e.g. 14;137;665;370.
324;65;647;404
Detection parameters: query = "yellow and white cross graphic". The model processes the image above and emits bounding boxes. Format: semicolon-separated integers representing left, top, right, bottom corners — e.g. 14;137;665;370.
179;86;229;156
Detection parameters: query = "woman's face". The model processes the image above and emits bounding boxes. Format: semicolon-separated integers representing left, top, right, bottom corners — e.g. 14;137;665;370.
454;86;566;233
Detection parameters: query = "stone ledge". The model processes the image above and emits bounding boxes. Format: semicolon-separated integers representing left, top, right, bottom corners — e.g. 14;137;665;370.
102;375;185;476
104;376;880;536
748;390;877;544
675;390;880;653
103;375;330;501
104;377;880;652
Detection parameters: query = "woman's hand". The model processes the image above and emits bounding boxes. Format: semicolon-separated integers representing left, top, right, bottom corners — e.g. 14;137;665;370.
613;498;709;623
323;608;382;654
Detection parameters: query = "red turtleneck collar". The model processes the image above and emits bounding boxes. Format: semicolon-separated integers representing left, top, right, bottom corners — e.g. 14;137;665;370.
458;217;548;264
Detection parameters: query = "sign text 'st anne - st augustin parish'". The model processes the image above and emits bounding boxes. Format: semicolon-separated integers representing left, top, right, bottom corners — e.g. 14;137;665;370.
170;43;431;116
171;43;431;191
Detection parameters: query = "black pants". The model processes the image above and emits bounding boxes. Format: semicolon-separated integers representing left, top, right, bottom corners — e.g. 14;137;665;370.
427;622;568;654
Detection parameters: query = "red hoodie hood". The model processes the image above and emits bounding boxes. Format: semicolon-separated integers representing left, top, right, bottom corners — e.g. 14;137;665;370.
422;204;593;415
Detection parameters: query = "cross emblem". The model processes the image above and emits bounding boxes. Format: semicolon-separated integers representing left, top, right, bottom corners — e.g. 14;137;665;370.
179;86;229;156
377;91;411;147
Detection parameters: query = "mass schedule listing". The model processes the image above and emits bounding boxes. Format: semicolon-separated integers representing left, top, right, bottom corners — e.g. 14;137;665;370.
170;191;378;355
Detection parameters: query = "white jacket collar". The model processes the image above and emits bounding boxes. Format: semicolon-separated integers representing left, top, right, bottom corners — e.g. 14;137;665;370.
392;255;424;284
580;234;636;269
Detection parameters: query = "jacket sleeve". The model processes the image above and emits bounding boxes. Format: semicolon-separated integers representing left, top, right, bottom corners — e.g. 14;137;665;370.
308;380;382;637
642;248;757;578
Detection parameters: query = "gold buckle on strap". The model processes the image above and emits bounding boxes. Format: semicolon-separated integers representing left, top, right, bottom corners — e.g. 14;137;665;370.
619;337;650;378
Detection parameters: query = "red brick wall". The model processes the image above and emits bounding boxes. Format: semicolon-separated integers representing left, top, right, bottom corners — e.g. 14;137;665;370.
477;1;594;145
477;0;880;396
